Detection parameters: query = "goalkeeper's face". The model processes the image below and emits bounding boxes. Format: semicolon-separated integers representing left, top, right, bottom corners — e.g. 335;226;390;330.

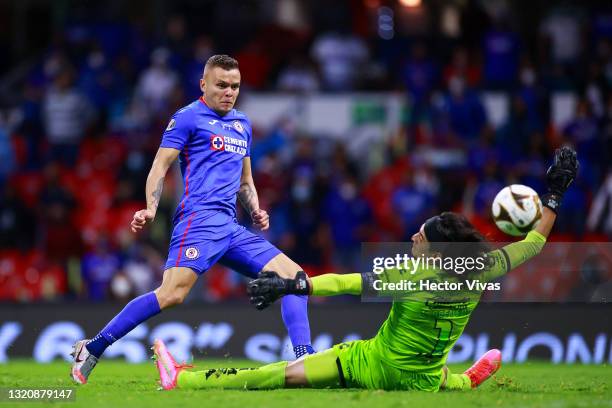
200;66;241;115
411;223;430;257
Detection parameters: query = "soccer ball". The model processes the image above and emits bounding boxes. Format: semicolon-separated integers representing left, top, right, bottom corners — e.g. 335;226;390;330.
491;184;543;236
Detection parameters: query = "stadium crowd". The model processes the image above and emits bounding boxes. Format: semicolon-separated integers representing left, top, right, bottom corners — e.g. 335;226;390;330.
0;0;610;302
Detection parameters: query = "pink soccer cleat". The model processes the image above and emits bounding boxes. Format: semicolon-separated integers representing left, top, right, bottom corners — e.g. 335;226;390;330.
152;339;193;390
464;349;502;388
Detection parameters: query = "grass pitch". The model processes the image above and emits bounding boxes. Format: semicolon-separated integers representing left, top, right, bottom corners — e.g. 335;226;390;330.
0;360;610;408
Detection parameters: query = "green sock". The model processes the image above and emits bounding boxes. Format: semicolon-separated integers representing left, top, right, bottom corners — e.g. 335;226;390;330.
444;372;472;391
177;361;287;390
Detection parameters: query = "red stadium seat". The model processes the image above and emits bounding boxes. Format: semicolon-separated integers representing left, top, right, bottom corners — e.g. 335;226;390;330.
9;172;44;208
77;136;128;173
108;202;142;245
73;170;116;212
362;158;411;238
10;134;28;167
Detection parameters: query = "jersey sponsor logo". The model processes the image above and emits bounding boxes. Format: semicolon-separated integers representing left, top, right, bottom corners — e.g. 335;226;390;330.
210;134;247;156
211;135;225;151
185;247;199;260
208;119;219;125
166;119;176;131
232;120;244;133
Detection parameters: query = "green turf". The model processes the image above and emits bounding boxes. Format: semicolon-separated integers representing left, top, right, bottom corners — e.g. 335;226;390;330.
0;360;610;408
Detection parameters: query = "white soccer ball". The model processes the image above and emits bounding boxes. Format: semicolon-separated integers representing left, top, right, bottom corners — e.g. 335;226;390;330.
491;184;543;236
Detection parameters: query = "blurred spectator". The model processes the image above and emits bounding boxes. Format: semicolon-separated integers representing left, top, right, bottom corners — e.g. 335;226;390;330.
0;184;36;250
472;161;504;217
603;94;612;166
285;139;327;266
81;236;121;301
43;65;95;166
183;36;215;100
401;43;439;106
16;81;46;169
514;132;548;194
38;162;83;264
0;127;16;182
135;47;179;117
443;47;481;88
276;55;320;93
110;272;133;301
323;174;371;272
587;171;612;237
311;30;369;91
122;243;163;295
497;96;538;158
482;23;520;87
539;6;584;65
164;15;191;68
584;61;607;119
392;172;437;240
443;75;487;141
235;41;274;90
78;43;120;111
563;99;601;162
516;62;547;130
555;179;589;235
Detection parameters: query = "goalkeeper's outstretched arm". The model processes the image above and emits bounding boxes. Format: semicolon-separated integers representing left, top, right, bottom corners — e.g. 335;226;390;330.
481;146;578;282
247;271;362;309
308;273;362;296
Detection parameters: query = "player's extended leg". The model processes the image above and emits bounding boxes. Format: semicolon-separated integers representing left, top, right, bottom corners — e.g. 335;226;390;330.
154;339;344;390
70;267;198;384
262;253;314;358
220;226;314;359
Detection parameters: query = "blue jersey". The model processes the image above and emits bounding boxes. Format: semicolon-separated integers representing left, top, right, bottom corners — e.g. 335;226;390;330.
160;97;252;222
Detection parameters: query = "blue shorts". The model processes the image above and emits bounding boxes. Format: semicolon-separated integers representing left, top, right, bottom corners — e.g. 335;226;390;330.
164;211;281;277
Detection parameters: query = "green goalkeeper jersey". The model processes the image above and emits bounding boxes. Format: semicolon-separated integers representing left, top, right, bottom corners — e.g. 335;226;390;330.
368;230;546;372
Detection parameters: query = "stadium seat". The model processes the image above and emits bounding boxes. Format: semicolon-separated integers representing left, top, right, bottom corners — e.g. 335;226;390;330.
9;172;44;208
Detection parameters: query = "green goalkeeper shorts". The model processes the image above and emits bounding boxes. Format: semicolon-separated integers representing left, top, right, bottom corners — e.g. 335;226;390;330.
333;340;444;391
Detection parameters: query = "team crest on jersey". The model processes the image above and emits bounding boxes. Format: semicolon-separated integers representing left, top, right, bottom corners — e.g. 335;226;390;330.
166;118;176;131
232;120;244;133
210;135;225;151
185;247;199;260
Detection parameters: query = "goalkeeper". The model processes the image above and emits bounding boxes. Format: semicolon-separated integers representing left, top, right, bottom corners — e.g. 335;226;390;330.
153;147;578;392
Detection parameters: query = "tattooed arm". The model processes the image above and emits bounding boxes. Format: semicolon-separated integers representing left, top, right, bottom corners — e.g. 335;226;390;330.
130;147;180;233
238;157;269;231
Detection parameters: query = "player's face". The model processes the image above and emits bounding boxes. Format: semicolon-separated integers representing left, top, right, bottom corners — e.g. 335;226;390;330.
411;223;429;257
201;67;241;115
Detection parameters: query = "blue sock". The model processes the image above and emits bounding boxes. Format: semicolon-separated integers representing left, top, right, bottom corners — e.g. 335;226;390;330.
294;344;315;359
281;295;313;358
86;292;161;358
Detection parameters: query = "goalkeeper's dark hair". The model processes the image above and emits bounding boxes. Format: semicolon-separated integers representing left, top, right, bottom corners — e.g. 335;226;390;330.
204;55;239;72
428;212;493;275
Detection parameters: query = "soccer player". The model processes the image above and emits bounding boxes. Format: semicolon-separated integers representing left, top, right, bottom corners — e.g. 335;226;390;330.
70;55;314;384
152;147;578;391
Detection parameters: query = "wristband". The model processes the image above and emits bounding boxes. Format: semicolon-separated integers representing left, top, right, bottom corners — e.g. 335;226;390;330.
540;193;562;214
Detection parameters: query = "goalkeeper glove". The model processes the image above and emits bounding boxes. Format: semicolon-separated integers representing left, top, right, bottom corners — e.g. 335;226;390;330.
247;271;310;310
541;146;579;213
